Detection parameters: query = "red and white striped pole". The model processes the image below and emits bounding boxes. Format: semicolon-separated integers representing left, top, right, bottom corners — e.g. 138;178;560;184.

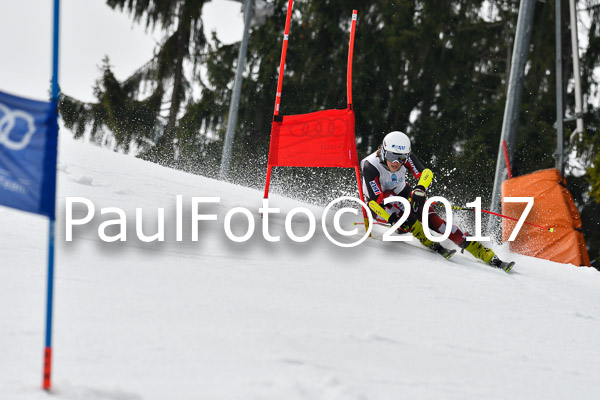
347;10;357;109
265;0;294;199
346;10;367;231
273;0;294;116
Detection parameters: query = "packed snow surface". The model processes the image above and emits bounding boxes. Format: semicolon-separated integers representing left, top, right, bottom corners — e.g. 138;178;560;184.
1;136;599;400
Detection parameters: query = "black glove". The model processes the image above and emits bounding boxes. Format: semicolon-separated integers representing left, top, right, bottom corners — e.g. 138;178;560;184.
388;212;399;225
410;185;427;214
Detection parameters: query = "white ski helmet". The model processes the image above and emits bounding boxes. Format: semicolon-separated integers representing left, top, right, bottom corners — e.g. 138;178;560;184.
381;131;411;164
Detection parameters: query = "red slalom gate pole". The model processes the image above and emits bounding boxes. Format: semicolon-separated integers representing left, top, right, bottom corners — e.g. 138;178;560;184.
264;0;294;200
347;11;367;230
347;10;357;108
273;0;294;116
502;140;513;179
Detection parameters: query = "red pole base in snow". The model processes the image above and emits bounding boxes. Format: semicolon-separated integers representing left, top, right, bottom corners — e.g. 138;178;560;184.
42;346;52;390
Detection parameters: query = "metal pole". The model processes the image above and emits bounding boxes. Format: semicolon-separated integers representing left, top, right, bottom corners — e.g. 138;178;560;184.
569;0;584;135
556;0;565;175
219;0;254;181
488;0;536;239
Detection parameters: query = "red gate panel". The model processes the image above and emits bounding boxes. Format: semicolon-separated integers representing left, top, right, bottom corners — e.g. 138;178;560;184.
269;108;358;168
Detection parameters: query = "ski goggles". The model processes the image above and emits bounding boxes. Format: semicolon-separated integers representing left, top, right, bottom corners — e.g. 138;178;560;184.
384;150;409;164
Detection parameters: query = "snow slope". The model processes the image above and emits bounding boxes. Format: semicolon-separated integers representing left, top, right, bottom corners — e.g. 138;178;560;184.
1;136;600;400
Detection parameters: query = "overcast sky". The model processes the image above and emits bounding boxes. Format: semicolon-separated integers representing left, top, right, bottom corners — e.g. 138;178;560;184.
0;0;244;102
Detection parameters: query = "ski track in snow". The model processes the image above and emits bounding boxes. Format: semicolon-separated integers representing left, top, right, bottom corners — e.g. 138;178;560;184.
1;135;600;400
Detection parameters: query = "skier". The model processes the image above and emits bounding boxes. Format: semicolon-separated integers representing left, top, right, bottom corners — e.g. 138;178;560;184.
361;131;514;272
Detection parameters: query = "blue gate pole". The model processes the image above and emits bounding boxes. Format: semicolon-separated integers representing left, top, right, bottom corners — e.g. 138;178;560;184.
43;0;60;391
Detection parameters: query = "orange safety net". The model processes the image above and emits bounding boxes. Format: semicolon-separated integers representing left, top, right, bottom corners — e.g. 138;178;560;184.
502;168;590;266
268;109;358;168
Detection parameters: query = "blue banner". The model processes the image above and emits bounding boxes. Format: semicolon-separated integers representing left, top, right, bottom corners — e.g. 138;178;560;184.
0;91;58;219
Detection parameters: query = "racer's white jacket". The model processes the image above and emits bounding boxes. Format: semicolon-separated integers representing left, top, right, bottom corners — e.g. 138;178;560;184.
360;150;426;204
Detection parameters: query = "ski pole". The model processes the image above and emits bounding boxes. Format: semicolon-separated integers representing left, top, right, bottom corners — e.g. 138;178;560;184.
354;221;412;234
353;221;388;226
451;205;555;232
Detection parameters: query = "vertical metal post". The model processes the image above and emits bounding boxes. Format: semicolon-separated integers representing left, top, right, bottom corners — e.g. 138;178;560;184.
219;0;254;181
569;0;584;135
488;0;536;239
43;0;60;391
556;0;565;175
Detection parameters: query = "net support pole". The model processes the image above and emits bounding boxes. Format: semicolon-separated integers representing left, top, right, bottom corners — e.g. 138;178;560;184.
569;0;584;135
43;0;60;391
555;0;565;176
219;0;254;181
488;0;535;239
264;0;294;199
